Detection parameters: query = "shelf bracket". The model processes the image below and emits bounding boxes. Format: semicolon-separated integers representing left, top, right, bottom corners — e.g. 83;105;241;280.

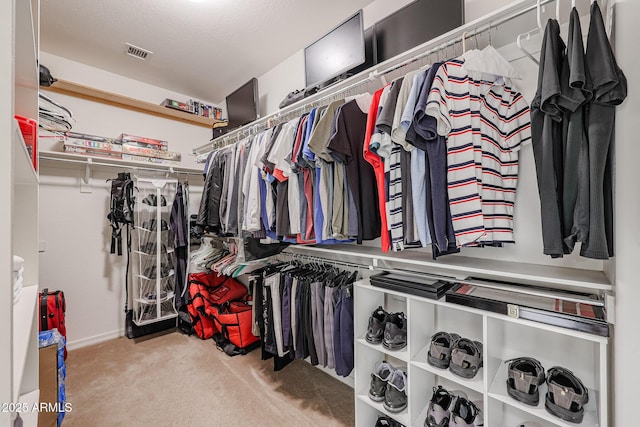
80;158;93;193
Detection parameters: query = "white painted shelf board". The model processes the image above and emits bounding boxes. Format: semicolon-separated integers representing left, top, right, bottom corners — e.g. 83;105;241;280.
411;343;484;394
12;285;37;401
39;150;202;174
287;245;611;291
18;389;39;427
356;393;410;427
13;120;38;186
488;361;599;427
356;337;409;362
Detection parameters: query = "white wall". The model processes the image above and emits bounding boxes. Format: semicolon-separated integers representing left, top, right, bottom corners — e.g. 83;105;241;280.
464;0;514;22
39;53;205;348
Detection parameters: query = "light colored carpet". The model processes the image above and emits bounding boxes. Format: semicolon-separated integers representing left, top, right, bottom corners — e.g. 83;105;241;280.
63;331;355;427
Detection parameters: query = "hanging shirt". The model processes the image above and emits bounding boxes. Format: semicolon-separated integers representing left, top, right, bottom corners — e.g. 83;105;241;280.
243;131;269;232
427;57;531;247
362;87;390;252
531;19;567;257
391;69;421;151
561;7;590;254
328;97;381;244
408;62;459;257
376;80;405;252
581;1;627;259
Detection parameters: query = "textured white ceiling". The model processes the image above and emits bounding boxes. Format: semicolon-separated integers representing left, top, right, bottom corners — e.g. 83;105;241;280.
40;0;375;104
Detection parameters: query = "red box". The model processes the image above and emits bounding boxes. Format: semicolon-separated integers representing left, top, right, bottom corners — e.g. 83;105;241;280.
15;115;38;171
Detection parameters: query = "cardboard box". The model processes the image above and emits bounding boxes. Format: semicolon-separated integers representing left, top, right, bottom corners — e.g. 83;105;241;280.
63;145;123;159
38;345;58;427
63;138;122;152
118;134;168;151
121;144;181;161
64;131;115;143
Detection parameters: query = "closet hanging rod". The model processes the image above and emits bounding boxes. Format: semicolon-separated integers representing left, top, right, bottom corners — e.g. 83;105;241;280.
280;251;366;271
192;0;557;156
39;154;204;176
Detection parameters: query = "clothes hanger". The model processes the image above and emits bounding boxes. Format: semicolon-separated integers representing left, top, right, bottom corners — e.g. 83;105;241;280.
516;0;543;65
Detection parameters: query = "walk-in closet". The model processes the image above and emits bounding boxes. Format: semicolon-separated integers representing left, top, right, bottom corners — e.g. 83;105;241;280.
2;0;638;426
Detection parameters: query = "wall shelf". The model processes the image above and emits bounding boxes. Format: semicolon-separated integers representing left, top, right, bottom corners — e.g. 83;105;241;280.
39;150;203;176
41;79;224;129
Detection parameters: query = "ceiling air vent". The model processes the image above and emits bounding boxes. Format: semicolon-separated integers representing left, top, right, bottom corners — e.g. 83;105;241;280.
125;43;153;60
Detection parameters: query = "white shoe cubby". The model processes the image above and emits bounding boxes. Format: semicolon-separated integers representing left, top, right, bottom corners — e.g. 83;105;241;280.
131;177;178;326
354;279;609;427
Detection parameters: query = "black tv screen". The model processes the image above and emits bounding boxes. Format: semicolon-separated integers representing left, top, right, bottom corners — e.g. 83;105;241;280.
226;78;259;130
375;0;464;63
304;10;365;88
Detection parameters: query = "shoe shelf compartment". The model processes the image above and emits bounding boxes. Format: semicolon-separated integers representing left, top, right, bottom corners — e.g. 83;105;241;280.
355;347;410;426
408;299;484;394
354;284;409;362
355;285;410;426
411;369;484;427
485;317;605;427
354;280;610;427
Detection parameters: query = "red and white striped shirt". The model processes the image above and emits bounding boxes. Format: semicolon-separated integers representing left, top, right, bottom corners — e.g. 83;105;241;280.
426;58;531;247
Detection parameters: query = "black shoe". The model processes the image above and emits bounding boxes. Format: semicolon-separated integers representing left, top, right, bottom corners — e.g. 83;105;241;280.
139;243;168;254
506;357;546;406
142;194;167;206
141;219;169;231
375;415;405;427
382;312;407;351
425;386;457;427
450;338;483;379
383;369;407;413
369;361;394;402
545;366;588;423
143;265;171;279
450;398;482;426
142;194;157;206
365;306;389;344
427;331;461;369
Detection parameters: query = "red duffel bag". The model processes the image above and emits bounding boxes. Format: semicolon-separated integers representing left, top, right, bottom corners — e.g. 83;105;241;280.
186;272;248;340
210;300;259;352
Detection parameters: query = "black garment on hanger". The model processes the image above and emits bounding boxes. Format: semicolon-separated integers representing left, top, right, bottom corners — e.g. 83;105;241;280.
531;19;567;258
170;183;188;308
581;1;627;259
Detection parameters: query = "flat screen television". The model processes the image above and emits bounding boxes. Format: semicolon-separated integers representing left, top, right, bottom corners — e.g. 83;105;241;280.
304;10;365;88
225;78;259;130
374;0;464;63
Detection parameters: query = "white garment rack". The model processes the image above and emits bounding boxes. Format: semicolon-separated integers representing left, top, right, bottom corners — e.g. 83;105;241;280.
192;0;560;156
